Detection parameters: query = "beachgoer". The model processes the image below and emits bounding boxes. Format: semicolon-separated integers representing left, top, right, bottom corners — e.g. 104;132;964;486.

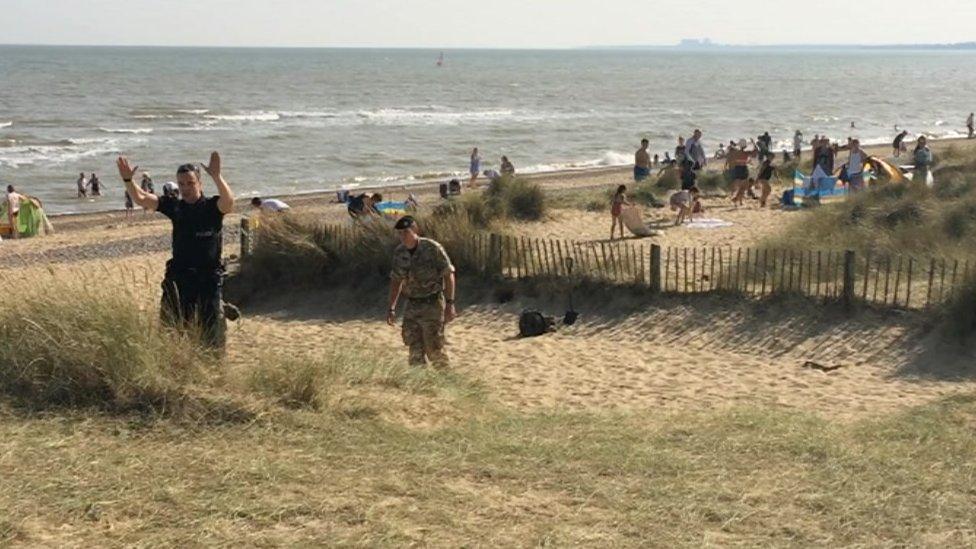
116;152;235;350
757;132;773;162
250;197;290;212
813;138;835;174
89;173;101;196
679;159;697;190
468;148;481;187
729;139;758;207
714;143;726;160
913;136;933;184
838;138;866;193
4;185;25;239
793;130;803;160
140;173;155;194
685;129;707;169
756;157;776;207
670;186;700;226
348;192;383;218
663;152;672;165
634;139;651;182
892;130;909;158
387;215;456;368
76;172;87;198
609;184;634;240
500;155;515;176
968;112;974;139
652;153;659;167
162;180;179;199
124;190;134;218
482;169;502;183
674;136;687;166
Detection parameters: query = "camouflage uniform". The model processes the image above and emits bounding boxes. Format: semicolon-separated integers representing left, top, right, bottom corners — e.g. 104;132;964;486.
391;237;455;367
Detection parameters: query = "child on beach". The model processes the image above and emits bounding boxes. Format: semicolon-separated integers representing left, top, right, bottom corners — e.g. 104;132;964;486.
609;184;634;240
670;186;700;226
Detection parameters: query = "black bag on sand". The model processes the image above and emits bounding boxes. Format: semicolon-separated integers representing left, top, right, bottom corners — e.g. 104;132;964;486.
519;309;556;338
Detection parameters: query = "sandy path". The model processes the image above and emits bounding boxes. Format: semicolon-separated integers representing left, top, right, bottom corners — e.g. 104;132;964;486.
226;288;975;421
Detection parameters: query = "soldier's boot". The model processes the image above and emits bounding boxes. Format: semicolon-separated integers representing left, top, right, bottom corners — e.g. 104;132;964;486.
407;344;428;367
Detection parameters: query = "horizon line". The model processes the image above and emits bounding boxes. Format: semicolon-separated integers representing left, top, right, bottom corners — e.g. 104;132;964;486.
1;41;974;50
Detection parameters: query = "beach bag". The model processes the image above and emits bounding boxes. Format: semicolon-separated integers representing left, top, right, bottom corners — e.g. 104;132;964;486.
519;309;555;338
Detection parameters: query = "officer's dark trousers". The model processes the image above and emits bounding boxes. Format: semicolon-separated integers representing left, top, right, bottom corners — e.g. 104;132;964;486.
160;266;226;350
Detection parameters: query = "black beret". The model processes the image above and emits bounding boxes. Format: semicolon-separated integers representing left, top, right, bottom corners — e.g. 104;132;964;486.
394;216;416;230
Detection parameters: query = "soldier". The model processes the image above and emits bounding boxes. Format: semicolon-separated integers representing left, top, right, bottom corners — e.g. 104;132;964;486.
387;216;457;367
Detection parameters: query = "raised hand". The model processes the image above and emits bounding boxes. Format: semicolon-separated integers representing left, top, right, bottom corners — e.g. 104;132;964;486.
116;156;139;181
203;151;221;180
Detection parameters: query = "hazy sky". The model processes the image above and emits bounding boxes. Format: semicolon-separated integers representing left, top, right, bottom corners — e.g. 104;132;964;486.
2;0;974;48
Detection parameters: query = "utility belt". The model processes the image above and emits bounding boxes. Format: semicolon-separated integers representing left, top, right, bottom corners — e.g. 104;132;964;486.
406;292;442;304
165;260;224;284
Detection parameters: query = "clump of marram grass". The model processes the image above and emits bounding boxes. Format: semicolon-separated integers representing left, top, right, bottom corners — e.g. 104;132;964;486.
765;145;976;260
247;348;452;411
0;268;218;415
938;279;976;344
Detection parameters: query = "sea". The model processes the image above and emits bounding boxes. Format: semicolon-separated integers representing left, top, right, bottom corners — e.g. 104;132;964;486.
1;45;974;214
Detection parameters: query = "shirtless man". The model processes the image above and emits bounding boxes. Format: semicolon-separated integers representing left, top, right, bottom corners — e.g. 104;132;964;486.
4;185;25;239
634;139;651;182
728;139;758;207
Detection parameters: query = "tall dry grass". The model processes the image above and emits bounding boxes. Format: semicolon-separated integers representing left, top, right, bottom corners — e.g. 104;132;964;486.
0;265;217;414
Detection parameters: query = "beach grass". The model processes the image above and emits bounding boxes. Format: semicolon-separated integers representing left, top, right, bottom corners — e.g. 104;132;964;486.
2;387;975;545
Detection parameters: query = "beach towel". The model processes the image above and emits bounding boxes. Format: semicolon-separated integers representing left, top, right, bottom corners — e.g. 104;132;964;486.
685;218;733;229
375;201;408;216
619;206;659;237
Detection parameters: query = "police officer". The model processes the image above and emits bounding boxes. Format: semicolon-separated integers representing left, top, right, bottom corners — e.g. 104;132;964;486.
116;152;235;350
387;216;457;368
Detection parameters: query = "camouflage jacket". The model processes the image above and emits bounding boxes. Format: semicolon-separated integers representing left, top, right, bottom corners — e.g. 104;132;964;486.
391;238;455;298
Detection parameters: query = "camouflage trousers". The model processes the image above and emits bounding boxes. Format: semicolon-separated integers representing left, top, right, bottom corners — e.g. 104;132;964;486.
402;294;448;368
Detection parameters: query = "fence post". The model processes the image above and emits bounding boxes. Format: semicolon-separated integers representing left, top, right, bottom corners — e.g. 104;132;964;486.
843;250;856;312
650;244;662;294
240;217;252;260
489;233;503;278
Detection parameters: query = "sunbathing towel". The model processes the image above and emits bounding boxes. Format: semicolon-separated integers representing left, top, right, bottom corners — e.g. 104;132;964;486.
619;206;660;237
685;218;733;229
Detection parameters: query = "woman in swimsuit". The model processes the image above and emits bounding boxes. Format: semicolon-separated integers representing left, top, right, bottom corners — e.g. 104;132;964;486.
468;148;481;188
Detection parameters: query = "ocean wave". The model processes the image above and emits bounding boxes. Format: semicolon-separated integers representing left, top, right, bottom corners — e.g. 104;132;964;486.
0;121;12;129
204;111;280;122
0;143;121;169
99;127;153;134
278;111;339;119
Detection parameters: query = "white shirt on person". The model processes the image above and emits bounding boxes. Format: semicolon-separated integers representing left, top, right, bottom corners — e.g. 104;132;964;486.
260;198;290;212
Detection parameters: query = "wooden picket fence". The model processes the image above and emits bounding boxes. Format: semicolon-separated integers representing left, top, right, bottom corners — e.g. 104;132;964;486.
240;218;972;311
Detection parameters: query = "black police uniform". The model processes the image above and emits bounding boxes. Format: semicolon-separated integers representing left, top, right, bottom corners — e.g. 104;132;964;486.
157;194;226;349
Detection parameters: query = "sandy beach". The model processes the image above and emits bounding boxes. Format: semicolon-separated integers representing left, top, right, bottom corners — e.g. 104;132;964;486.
4;136;973;423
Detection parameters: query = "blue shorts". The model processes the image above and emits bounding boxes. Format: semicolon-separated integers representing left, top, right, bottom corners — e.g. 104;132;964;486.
634;166;650;181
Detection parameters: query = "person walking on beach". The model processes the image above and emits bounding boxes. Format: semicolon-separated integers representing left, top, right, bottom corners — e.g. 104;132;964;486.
76;172;87;198
913;136;933;185
756;157;776;207
674;136;687;166
729;139;758;207
116;152;235;350
88;173;101;196
124;189;134;219
967;112;974;139
387;216;457;368
685;129;707;170
634;139;651;182
892;130;909;158
793;130;803;160
4;185;25;239
609;184;634;240
468;148;481;188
